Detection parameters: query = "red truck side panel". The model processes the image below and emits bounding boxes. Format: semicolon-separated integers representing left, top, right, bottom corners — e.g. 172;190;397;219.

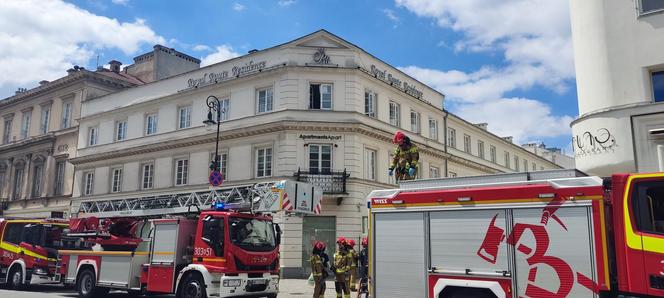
146;264;175;293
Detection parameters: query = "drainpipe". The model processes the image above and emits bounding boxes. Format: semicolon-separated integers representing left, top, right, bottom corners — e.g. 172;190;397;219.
443;110;449;177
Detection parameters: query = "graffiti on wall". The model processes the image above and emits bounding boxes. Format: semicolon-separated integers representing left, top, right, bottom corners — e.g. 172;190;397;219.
572;128;617;157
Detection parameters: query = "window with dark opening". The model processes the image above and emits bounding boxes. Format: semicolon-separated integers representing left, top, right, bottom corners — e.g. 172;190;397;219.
309;84;332;110
653;71;664;102
632;181;664;234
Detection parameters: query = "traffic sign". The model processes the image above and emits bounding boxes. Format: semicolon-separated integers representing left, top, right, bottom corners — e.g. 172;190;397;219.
209;170;223;186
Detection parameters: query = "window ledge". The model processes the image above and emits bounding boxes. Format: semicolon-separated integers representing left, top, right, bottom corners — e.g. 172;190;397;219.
638;8;664;18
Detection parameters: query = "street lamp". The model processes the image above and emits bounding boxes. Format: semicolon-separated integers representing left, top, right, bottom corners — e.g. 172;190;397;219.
205;95;223;173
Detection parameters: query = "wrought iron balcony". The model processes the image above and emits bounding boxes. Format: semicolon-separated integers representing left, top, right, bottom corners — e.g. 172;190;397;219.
293;168;349;195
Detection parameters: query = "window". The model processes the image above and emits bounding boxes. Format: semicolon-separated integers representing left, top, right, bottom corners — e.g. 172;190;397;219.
139;163;154;190
640;0;664;14
175;159;189;186
523;160;528;172
83;171;94;196
20;111;31;139
257;87;274;113
478;141;485;159
201;215;225;256
448;128;456;149
111;168;123;193
3;223;23;245
255;147;272;178
389;101;401;127
40;105;51;134
514;156;520;171
464;134;471;154
54;161;65;195
410;110;421;133
310;84;332;110
430;166;440;178
362;216;368;234
13;167;24;200
490;145;497;163
210;152;228;180
532;163;537;171
116;120;127;141
3;118;11;144
653;71;664;102
88;126;98;146
220;98;230;121
429;118;438;140
61;101;72;129
178;105;192;129
365;149;377;180
0;171;5;198
365;90;376;117
145;114;158;135
631;181;664;234
449;171;457;178
32;164;43;197
504;152;511;169
309;144;332;174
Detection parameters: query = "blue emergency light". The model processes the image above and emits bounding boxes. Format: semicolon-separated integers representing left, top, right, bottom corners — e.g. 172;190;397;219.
214;202;225;210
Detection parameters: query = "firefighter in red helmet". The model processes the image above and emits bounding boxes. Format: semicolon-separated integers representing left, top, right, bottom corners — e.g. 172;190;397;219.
310;241;328;298
389;131;419;181
357;237;369;297
332;237;351;298
345;239;359;291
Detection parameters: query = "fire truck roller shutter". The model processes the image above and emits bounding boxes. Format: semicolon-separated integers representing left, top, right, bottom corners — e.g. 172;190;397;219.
373;212;426;298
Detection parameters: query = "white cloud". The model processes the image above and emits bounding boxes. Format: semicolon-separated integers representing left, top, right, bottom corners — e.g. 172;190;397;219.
233;2;245;11
395;0;575;144
383;8;399;23
200;45;241;67
111;0;129;5
0;0;164;93
278;0;296;7
192;44;212;52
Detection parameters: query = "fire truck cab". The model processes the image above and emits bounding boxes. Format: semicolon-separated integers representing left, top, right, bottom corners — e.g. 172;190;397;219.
0;218;68;289
367;170;664;298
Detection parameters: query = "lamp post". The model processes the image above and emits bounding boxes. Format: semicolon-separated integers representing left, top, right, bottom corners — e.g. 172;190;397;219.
204;95;223;176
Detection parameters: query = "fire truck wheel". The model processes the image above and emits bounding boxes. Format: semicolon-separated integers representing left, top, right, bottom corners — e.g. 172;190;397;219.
77;268;108;298
177;273;207;298
8;266;24;290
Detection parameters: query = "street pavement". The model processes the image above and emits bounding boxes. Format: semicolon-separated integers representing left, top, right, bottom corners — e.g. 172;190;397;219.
0;279;343;298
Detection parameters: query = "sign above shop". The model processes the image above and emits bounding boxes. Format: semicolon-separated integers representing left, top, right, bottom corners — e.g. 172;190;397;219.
299;134;342;141
370;65;424;100
186;60;267;89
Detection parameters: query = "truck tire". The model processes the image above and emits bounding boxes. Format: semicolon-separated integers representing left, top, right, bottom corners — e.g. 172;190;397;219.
8;266;24;290
77;268;108;298
177;274;207;298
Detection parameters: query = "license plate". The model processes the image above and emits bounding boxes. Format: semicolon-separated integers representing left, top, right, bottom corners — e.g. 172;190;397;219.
247;279;267;286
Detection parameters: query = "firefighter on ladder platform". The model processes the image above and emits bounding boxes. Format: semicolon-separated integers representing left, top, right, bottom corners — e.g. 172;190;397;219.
346;239;358;291
388;131;419;181
333;237;352;298
311;241;327;298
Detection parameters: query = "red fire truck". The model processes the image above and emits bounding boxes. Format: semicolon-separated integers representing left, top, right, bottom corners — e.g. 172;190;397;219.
58;180;322;298
0;218;68;289
367;170;664;298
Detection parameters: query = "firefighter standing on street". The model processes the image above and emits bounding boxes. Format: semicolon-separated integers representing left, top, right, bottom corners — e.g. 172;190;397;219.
310;241;327;298
389;131;419;181
332;237;352;298
346;239;359;291
357;237;369;297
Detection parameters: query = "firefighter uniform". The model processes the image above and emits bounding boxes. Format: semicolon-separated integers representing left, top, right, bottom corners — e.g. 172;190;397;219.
310;254;326;298
348;247;358;291
334;249;351;298
389;141;419;181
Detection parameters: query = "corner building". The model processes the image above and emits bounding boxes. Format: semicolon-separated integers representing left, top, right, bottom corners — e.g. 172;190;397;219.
71;30;559;277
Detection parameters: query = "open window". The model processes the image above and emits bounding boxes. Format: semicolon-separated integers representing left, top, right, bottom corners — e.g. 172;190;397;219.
202;215;225;256
632;181;664;235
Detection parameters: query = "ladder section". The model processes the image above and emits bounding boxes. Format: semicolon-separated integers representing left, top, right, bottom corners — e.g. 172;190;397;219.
72;180;322;218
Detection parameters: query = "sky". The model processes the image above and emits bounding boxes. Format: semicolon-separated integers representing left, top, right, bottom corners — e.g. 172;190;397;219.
0;0;578;152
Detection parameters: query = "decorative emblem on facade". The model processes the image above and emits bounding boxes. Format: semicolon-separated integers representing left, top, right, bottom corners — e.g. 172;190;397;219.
572;128;617;157
313;48;330;64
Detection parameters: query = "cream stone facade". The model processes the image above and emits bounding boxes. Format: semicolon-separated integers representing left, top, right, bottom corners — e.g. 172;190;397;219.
570;0;664;175
71;30;559;277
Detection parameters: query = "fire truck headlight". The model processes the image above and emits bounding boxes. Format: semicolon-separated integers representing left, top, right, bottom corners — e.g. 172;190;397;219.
223;279;242;287
33;268;47;275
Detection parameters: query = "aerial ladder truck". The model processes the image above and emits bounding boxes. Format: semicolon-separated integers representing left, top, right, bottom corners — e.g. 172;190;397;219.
58;180;322;298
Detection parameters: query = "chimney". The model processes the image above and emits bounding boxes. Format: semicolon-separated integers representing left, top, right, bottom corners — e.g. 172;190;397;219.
474;123;488;130
502;136;513;143
109;60;122;73
66;68;76;75
39;80;49;86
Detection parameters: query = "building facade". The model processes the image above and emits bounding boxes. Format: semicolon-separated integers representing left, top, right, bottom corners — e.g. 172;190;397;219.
70;30;560;277
522;142;575;169
570;0;664;175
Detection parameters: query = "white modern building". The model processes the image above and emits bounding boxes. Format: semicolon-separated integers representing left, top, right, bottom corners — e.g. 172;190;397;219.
71;30;560;277
570;0;664;176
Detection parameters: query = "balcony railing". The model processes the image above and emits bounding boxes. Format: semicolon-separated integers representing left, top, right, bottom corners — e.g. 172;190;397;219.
293;168;349;195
